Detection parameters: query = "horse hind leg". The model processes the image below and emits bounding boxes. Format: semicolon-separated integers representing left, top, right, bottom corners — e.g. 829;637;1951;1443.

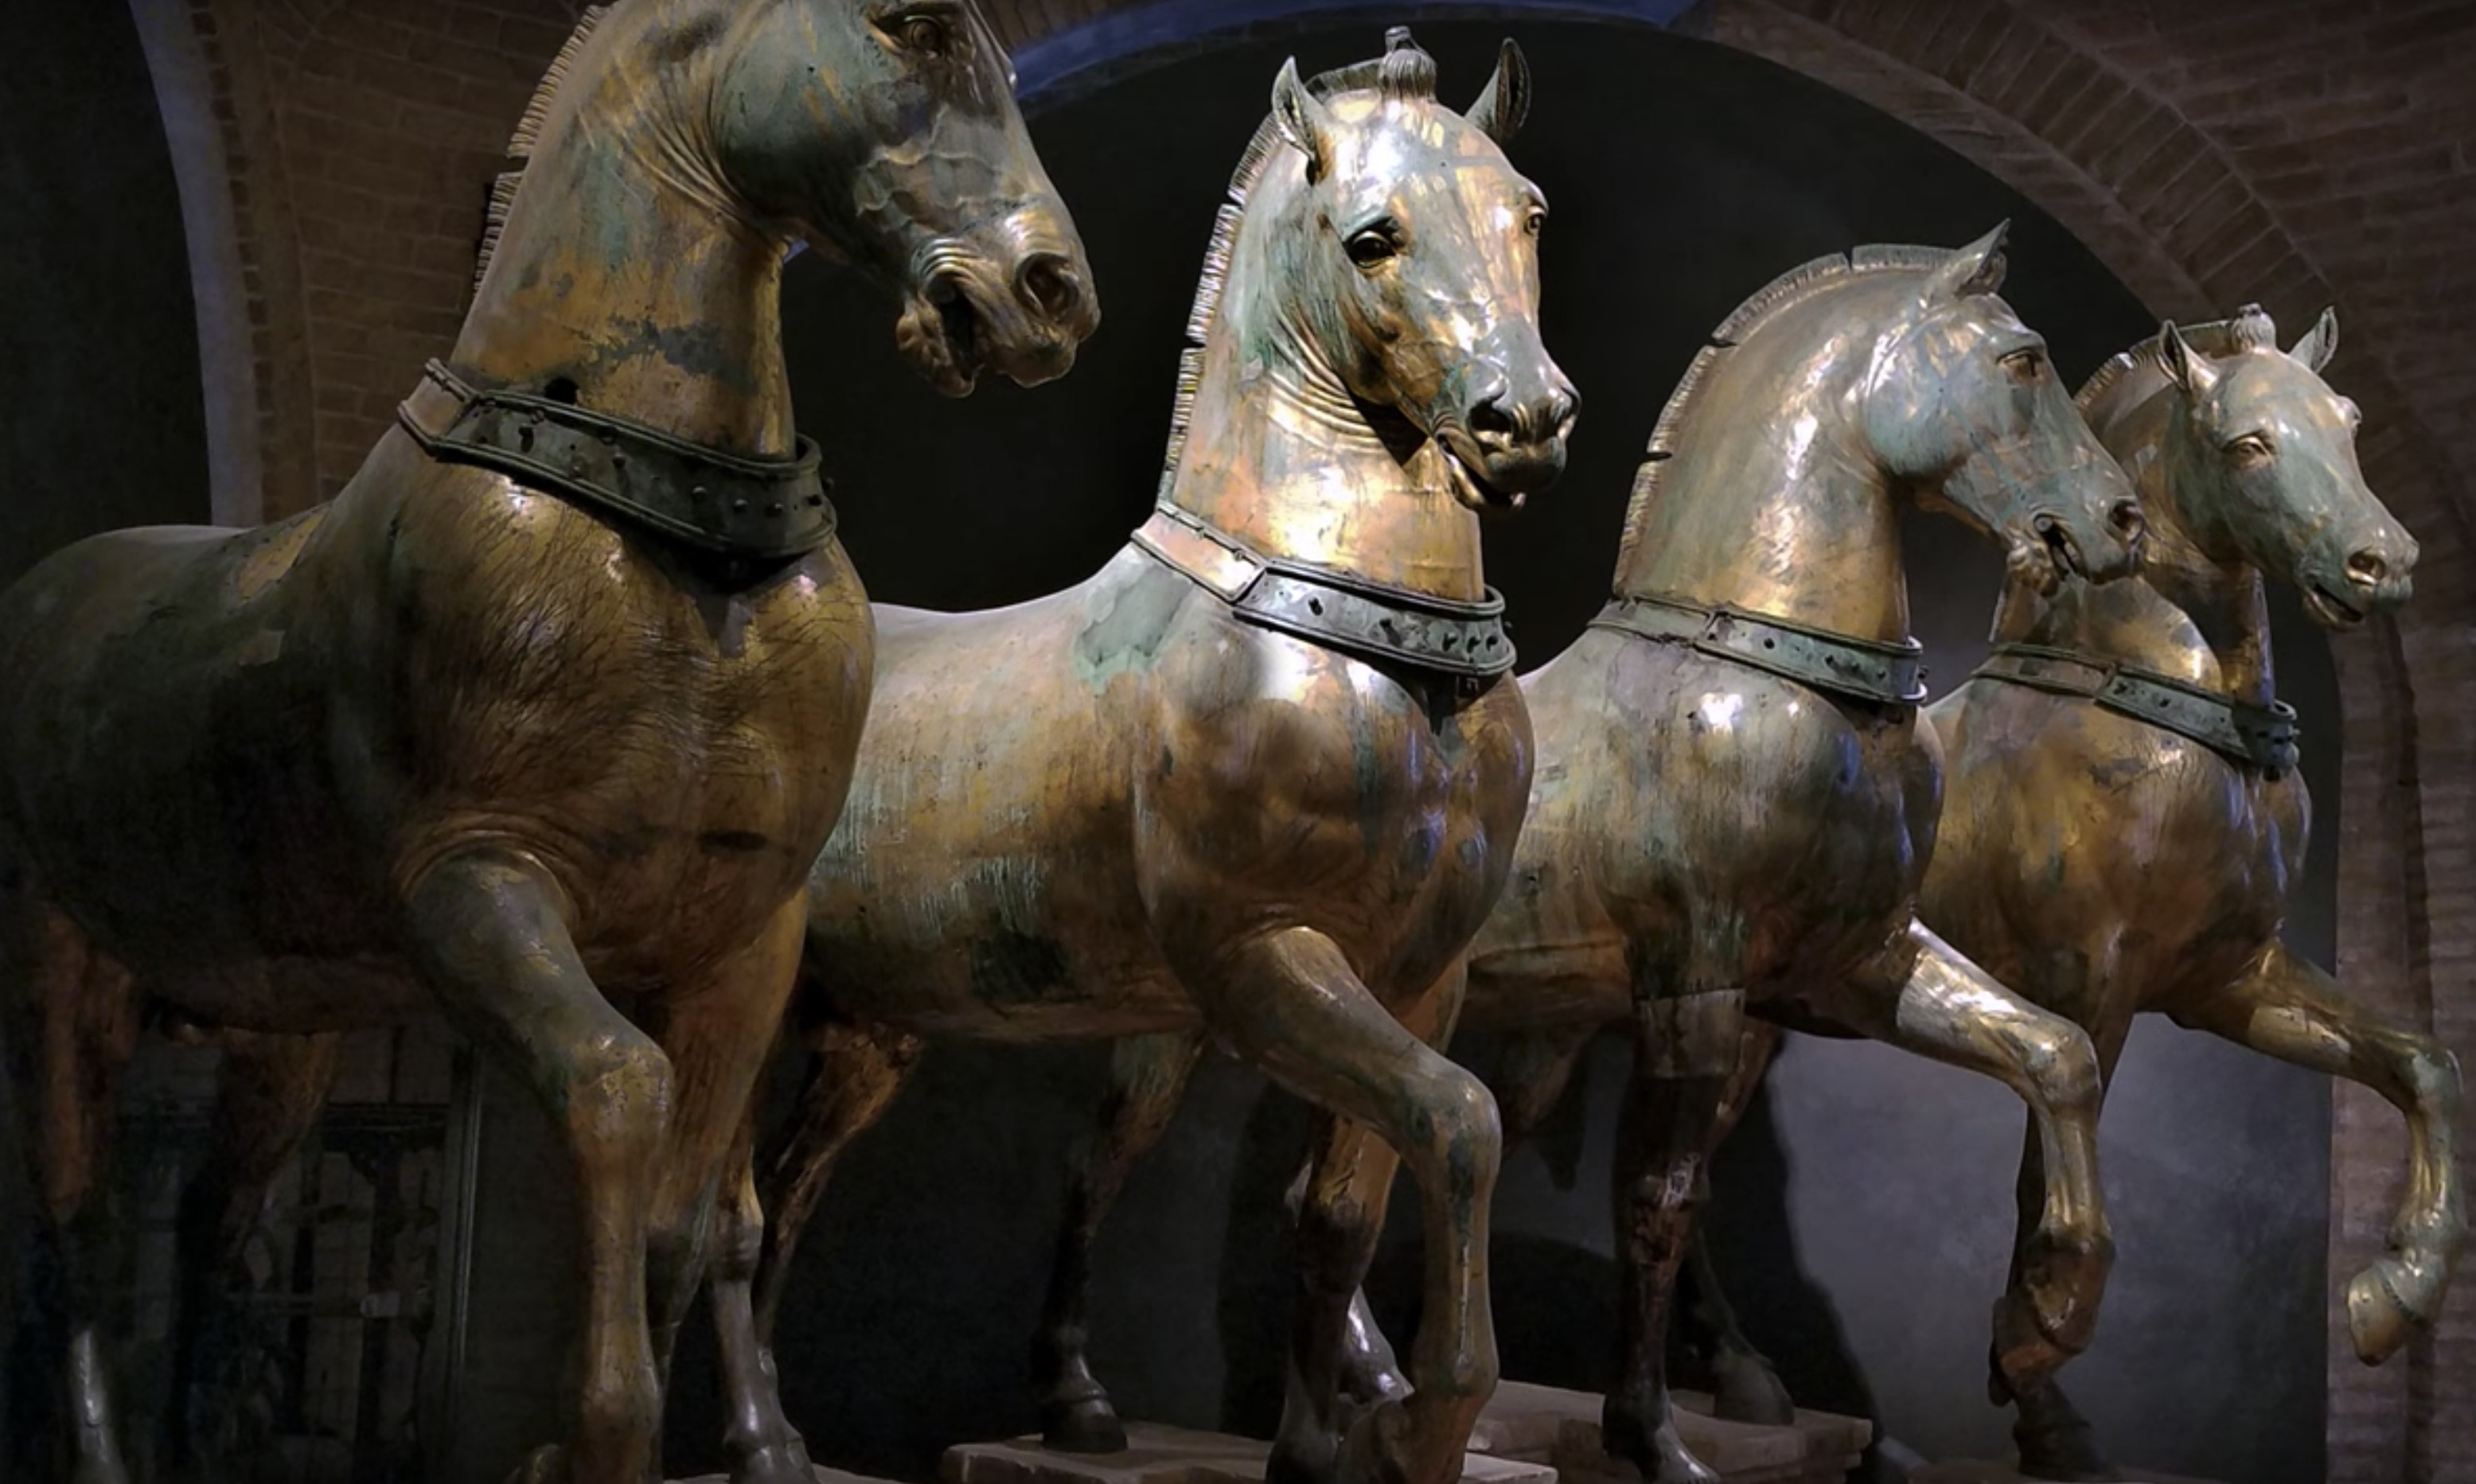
1035;1030;1207;1452
2166;939;2465;1364
2;894;145;1484
710;1015;920;1484
169;1030;342;1471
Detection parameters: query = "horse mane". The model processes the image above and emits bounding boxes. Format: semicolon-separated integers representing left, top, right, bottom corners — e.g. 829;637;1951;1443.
1155;42;1430;504
473;6;612;292
1609;242;1966;586
2075;304;2279;438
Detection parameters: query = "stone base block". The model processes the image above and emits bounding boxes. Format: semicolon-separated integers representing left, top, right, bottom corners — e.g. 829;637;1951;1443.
675;1470;893;1484
1911;1463;2220;1484
945;1422;1557;1484
1469;1380;1869;1484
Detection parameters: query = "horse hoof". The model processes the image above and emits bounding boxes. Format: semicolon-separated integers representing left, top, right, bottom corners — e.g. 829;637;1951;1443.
2346;1256;2429;1364
1602;1408;1722;1484
1043;1394;1131;1455
1709;1350;1796;1428
1339;1354;1411;1410
2011;1377;2118;1482
2018;1226;2114;1357
733;1440;823;1484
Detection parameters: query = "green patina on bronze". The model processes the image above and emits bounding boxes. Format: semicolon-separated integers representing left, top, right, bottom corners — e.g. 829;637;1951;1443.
1004;227;2155;1484
0;5;1095;1481
696;33;1576;1484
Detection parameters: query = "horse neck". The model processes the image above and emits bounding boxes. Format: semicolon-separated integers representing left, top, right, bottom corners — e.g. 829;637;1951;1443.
449;16;798;459
1991;391;2275;704
1162;224;1486;602
1612;290;1909;644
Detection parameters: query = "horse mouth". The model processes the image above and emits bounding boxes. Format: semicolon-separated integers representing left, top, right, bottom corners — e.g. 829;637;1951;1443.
895;276;988;399
2305;582;2369;629
1441;444;1524;512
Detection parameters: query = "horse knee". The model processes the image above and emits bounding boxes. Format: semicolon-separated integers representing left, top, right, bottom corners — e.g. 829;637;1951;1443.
1416;1065;1502;1196
2018;1024;2102;1112
2404;1043;2462;1113
563;1031;673;1175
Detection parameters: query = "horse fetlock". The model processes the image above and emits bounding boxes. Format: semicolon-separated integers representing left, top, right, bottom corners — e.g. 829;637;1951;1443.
1601;1400;1721;1484
727;1435;821;1484
1043;1391;1131;1455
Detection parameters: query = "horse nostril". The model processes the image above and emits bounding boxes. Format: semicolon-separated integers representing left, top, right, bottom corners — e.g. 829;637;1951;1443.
2347;547;2389;586
1469;396;1519;446
2108;498;2145;539
1016;253;1082;322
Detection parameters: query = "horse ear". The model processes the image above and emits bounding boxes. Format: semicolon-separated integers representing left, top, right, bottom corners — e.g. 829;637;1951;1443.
1932;220;2010;299
1468;40;1531;146
2158;321;2221;397
1270;57;1334;181
2291;306;2339;372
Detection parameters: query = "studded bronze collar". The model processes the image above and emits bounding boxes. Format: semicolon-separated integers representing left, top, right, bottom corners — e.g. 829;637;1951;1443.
1132;507;1516;680
396;360;836;562
1591;592;1928;707
1974;642;2300;777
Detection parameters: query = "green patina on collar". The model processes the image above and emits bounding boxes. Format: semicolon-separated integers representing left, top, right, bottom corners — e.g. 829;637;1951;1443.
397;360;836;562
1133;508;1515;680
1592;593;1928;707
1975;641;2301;776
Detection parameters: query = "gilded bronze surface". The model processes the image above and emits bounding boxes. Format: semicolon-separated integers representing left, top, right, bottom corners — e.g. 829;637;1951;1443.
0;4;1094;1479
700;33;1573;1484
1017;230;2151;1484
1916;307;2456;1480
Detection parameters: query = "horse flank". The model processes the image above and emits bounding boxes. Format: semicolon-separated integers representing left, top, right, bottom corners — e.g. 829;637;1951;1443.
1610;243;1976;591
474;4;613;291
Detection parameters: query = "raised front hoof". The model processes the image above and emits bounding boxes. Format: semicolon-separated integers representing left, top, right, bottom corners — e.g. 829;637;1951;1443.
2346;1255;2439;1364
1041;1393;1130;1455
1338;1350;1411;1412
731;1438;825;1484
1707;1348;1796;1428
2014;1227;2115;1363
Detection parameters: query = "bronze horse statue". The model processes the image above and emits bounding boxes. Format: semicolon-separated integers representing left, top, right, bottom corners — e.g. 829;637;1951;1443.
1921;306;2454;1478
700;32;1574;1484
1644;305;2461;1480
0;2;1094;1479
989;229;2154;1484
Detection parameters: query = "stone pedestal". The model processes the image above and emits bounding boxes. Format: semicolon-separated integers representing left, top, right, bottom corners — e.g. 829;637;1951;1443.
1468;1380;1868;1484
675;1470;893;1484
945;1422;1558;1484
1911;1463;2220;1484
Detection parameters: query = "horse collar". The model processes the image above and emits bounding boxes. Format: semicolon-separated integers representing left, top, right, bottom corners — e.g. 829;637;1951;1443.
396;360;837;562
1591;593;1928;707
1133;508;1516;680
1974;642;2301;777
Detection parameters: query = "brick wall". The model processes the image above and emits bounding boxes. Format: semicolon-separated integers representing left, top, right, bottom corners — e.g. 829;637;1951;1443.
148;0;2474;1473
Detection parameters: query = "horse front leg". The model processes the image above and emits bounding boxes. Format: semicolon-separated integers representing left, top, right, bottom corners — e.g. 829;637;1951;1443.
1819;921;2113;1396
711;1015;918;1484
1681;1020;1793;1428
400;851;672;1484
1603;987;1741;1484
630;893;813;1484
170;1030;342;1471
2;895;143;1484
1192;931;1496;1484
1035;1030;1207;1451
2166;938;2464;1363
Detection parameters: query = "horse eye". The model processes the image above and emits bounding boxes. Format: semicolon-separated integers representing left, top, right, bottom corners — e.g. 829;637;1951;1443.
2001;348;2045;384
899;14;949;53
2225;433;2275;465
1523;208;1546;237
1346;228;1399;269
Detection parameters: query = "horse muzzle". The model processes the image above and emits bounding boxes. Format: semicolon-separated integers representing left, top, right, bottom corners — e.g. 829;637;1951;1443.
896;212;1100;397
2300;529;2418;629
1438;376;1577;512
